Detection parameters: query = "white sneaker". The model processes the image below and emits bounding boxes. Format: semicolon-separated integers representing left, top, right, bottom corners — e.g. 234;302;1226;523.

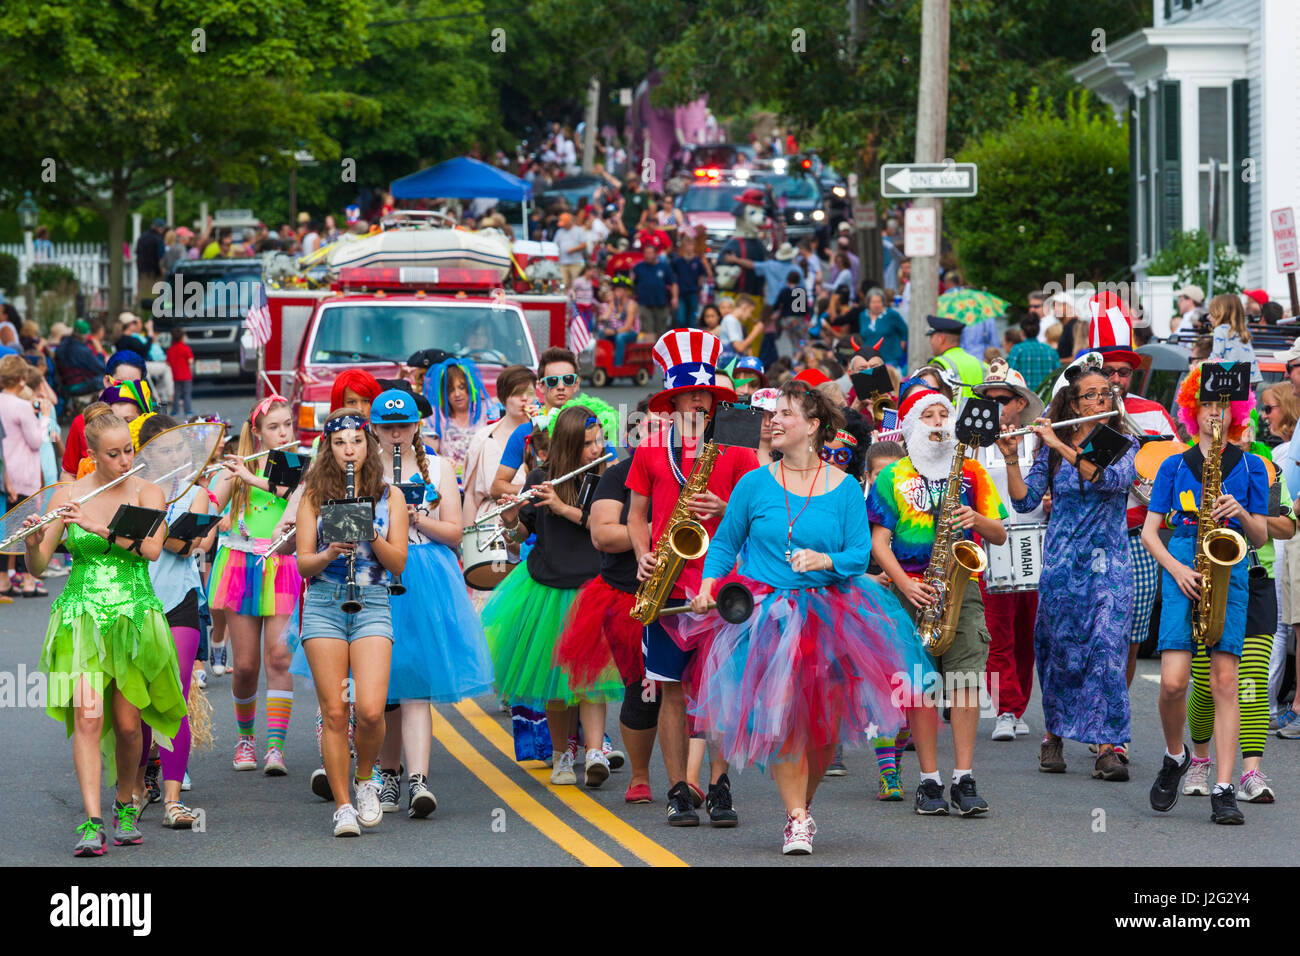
1014;718;1030;737
210;642;228;676
1183;759;1212;796
991;712;1016;741
602;734;626;770
550;750;577;786
354;778;383;827
333;804;360;837
781;813;816;855
1239;769;1275;803
193;668;208;690
584;748;610;788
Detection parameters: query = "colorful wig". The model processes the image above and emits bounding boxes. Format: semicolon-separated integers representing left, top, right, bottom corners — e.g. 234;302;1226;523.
1176;365;1256;442
423;357;489;435
544;394;619;449
329;369;382;413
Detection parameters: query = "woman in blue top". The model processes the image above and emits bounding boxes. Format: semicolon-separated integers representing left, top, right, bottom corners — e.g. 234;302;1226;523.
1141;366;1269;825
296;409;409;838
681;381;925;856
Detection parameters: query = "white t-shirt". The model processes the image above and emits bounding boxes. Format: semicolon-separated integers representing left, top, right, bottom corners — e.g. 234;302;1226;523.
718;314;747;349
554;226;588;265
585;218;609;253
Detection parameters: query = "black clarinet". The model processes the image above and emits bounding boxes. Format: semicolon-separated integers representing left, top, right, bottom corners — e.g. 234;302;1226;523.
388;443;406;596
341;461;362;613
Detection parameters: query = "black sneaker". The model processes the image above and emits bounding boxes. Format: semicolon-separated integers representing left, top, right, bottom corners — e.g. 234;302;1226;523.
310;767;333;801
408;773;437;819
1149;747;1192;812
666;782;700;827
913;779;949;815
706;774;739;828
950;774;989;816
378;767;401;813
144;758;162;804
1209;785;1245;825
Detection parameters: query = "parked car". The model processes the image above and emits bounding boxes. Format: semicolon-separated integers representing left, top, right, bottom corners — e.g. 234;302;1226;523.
153;258;263;382
752;169;826;241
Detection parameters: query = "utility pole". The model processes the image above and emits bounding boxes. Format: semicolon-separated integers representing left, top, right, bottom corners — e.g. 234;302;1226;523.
847;0;882;290
582;76;601;173
907;0;950;370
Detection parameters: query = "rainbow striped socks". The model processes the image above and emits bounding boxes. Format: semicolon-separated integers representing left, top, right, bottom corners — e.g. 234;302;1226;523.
233;693;257;739
265;690;293;752
873;737;897;775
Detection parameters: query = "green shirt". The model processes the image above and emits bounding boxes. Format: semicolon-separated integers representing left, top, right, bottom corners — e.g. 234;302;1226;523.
932;346;985;402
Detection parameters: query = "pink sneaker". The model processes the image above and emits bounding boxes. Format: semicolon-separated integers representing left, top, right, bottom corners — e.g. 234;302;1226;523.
264;747;287;776
233;736;257;771
782;812;816;856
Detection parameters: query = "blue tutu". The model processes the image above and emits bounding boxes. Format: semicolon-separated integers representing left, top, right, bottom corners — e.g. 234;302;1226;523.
388;542;494;703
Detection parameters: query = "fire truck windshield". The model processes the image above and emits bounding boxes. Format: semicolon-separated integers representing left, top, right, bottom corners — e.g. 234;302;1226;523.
307;302;534;368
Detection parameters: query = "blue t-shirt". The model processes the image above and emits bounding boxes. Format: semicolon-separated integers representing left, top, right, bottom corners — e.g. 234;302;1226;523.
1148;446;1269;533
632;259;676;308
500;421;531;471
702;466;872;589
671;255;706;294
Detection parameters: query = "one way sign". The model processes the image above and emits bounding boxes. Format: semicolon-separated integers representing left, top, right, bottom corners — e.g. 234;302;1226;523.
880;163;978;198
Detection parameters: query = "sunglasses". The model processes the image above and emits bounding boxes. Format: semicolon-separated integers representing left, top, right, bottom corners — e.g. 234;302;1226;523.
1101;366;1133;378
1260;404;1275;414
986;394;1017;406
819;446;852;466
1078;389;1112;403
542;373;579;389
1288;362;1300;374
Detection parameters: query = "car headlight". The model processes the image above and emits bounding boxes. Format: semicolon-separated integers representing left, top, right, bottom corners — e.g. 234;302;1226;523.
832;186;847;198
793;211;805;221
812;209;825;221
298;401;330;432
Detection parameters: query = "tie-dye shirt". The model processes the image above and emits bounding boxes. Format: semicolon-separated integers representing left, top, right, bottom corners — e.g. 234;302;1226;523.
867;456;1007;575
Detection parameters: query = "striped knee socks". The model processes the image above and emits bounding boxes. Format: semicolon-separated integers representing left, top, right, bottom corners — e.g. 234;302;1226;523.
233;693;257;739
873;737;897;775
265;690;293;752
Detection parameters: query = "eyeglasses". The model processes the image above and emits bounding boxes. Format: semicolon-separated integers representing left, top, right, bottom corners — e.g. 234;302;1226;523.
819;446;852;466
1260;404;1276;414
1079;389;1112;403
542;373;579;389
1100;366;1133;379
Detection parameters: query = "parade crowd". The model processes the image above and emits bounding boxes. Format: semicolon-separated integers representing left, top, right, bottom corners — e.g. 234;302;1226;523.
7;224;1300;859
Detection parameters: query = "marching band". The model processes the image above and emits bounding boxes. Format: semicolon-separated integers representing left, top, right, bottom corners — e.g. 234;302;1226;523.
12;291;1297;859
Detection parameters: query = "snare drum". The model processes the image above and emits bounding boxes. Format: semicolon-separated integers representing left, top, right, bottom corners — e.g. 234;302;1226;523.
462;523;513;590
983;522;1047;594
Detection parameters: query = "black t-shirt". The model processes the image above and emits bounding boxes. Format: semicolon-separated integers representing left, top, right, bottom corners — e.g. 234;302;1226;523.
592;457;638;594
520;466;601;589
720;237;767;295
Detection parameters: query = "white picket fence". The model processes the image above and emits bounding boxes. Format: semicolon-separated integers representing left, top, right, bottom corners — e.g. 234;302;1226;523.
0;242;137;318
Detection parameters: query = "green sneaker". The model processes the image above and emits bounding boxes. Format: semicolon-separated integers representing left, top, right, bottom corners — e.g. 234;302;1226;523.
877;768;904;801
73;819;106;857
113;801;143;846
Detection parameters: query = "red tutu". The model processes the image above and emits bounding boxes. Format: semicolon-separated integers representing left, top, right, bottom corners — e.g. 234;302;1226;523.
554;577;644;689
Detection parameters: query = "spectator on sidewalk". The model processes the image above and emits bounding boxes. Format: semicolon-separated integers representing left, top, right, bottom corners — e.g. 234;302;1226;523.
136;217;167;311
167;327;195;415
631;242;677;339
1007;316;1059;391
672;235;709;328
554;212;588;288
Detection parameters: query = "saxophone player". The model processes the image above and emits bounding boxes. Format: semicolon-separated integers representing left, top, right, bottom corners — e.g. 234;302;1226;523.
628;330;757;827
868;388;1007;817
1141;366;1269;825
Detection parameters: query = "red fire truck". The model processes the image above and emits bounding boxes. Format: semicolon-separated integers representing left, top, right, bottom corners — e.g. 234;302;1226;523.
250;266;569;443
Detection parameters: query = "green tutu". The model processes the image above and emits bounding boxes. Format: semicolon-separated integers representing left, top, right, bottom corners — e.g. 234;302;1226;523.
39;525;188;783
482;563;623;709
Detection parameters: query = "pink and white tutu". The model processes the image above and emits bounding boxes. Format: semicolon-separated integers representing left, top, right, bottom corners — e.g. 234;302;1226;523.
662;573;929;770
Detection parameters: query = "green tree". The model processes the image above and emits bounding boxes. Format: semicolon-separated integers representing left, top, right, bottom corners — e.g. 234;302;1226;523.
0;0;374;312
1146;229;1244;297
945;90;1130;297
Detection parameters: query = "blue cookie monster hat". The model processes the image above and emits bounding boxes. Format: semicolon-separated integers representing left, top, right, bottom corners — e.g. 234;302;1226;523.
370;389;422;425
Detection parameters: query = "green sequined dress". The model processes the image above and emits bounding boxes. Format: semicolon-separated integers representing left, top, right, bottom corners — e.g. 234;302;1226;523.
38;524;187;778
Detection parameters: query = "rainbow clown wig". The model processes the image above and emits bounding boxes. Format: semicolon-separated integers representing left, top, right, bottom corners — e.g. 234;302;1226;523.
423;357;490;435
1176;364;1256;442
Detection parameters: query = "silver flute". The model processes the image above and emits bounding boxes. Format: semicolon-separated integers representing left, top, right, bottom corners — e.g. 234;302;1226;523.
464;453;614;533
0;465;144;551
202;440;302;478
999;410;1117;440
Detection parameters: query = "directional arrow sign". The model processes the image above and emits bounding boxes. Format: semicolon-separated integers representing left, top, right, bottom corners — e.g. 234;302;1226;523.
880;163;978;198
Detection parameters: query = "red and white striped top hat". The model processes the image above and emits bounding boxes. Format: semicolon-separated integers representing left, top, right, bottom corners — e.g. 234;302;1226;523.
1087;291;1142;367
649;329;737;413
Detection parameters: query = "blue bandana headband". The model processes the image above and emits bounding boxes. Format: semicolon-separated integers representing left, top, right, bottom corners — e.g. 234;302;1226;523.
324;415;367;435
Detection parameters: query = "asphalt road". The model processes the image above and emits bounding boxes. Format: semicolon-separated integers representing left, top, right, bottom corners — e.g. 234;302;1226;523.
3;381;1299;866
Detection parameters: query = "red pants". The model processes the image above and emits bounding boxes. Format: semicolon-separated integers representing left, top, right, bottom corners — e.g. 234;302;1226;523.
981;584;1037;718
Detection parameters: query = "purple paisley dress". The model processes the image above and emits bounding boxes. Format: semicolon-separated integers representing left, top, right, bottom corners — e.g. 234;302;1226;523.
1011;440;1137;744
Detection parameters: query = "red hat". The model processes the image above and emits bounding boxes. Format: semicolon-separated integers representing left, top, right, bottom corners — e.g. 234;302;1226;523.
897;387;953;442
737;188;765;207
1087;291;1142;368
793;368;830;388
1243;289;1269;307
649;329;737;414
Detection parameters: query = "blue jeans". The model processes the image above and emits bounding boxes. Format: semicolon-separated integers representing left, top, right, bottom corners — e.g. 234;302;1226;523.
611;331;639;367
176;379;193;415
675;291;700;329
300;582;394;643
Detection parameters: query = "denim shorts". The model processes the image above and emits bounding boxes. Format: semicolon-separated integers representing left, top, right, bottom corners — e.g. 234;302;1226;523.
300;582;394;643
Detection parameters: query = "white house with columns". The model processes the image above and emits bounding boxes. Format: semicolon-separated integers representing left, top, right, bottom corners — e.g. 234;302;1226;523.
1072;0;1300;335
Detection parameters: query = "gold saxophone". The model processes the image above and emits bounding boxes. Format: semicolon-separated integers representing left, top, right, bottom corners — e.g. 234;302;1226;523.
1192;414;1247;647
630;440;721;625
915;441;989;657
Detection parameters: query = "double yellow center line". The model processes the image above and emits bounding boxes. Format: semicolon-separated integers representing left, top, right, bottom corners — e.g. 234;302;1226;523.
429;700;687;867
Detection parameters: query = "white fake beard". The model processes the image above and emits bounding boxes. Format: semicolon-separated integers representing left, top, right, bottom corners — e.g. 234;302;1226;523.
908;427;958;480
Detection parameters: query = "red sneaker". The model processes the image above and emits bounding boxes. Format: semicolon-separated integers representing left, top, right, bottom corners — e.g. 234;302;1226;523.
624;783;653;804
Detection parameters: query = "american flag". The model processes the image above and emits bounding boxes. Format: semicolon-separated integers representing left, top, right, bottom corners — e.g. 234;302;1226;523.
566;302;593;355
245;283;272;348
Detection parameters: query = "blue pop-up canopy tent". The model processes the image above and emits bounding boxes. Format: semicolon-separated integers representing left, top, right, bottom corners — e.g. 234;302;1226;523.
391;156;533;231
